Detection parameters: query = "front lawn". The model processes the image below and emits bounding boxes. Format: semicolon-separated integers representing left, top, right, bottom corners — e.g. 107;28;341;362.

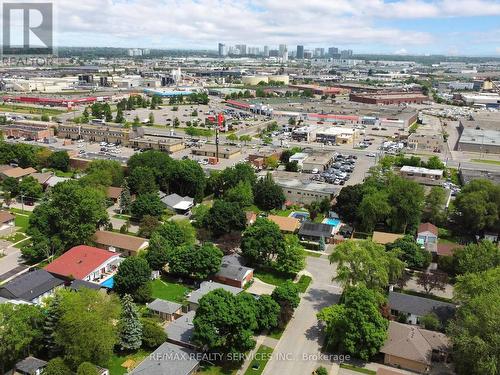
339;364;376;374
253;269;294;287
151;278;193;303
196;363;238;375
14;215;30;232
107;349;151;375
1;231;27;243
305;251;322;258
244;345;273;375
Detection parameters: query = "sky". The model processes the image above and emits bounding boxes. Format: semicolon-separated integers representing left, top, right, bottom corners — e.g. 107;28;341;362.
44;0;500;56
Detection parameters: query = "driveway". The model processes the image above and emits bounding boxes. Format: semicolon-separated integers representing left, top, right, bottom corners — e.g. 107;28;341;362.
262;256;343;375
247;278;276;295
0;244;27;282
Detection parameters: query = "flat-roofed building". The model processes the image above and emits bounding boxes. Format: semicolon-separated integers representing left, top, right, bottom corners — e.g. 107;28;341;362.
273;172;337;205
350;92;428;105
407;132;444;152
3;121;54;140
457;118;500;154
291;125;317;142
315;127;356;144
129;136;185;153
191;144;241;159
399;166;444;185
58;123;132;145
302;153;334;172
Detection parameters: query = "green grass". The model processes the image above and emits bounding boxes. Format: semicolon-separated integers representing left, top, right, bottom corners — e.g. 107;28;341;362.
107;349;151;375
267;327;285;340
254;269;294;287
0;103;66;116
0;231;27;243
296;275;312;293
339;364;376;374
151;278;193;303
471;158;500;166
113;214;131;220
54;170;74;177
9;207;32;215
270;209;308;217
196;364;238;375
244;345;273;375
305;251;322;258
14;237;31;248
14;214;30;232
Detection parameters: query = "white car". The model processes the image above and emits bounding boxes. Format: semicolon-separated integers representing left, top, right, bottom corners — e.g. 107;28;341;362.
366;153;376;157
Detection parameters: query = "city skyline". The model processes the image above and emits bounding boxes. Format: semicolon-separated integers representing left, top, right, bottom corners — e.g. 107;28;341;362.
47;0;500;57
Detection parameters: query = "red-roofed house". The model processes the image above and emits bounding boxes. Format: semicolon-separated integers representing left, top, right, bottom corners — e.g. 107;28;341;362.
417;222;439;246
44;245;122;284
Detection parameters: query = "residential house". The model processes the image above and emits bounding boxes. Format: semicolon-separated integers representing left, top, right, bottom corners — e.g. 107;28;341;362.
44;245;123;286
165;310;197;349
106;186;122;203
44;175;71;188
0;269;64;305
380;321;450;373
267;215;301;233
0;210;15;230
187;281;243;311
245;212;257;226
372;231;405;245
298;222;334;244
159;192;194;215
214;256;254;288
129;342;200;375
0;166;37;181
388;291;456;325
147;299;183;322
93;230;149;257
417;222;438;247
30;172;53;186
14;356;47;375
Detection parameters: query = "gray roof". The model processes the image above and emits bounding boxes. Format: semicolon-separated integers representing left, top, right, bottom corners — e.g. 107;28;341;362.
148;299;182;315
129;342;199;375
298;222;333;238
69;279;102;291
160;193;194;208
187;281;243;305
16;356;47;374
215;262;253;282
165;310;196;346
389;291;456;321
0;270;64;302
221;253;246;266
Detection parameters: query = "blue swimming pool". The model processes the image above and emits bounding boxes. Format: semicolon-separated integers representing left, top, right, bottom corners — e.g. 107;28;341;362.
290;211;310;221
323;218;341;227
100;276;114;289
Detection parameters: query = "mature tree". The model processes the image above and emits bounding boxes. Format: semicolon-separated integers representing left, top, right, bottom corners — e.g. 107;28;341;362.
137;215;160;238
208;163;256;197
241;218;284;267
357;191;390;232
145;234;171;270
454;267;500;303
153;220;196;248
2;176;19;196
253;173;285;211
191;204;210;228
55;289;120;368
36;147;53;168
127;166;158;195
206;200;246;237
25;181;108;261
386;236;431;269
420;312;441;331
452;240;500;276
425;156;445;170
130;193;164;220
18;176;43;201
83;159;124;187
43;358;72;375
417;270;448;295
330;240;404;291
318;286;388;360
119;294;142;350
0;303;44;374
255;294;280;332
119;180;132;214
315;367;328;375
423;186;447;225
114;257;152;300
453;179;500;235
47;151;70;172
127;150;175;192
275;235;306;275
76;363;99;375
168;243;223;280
140;317;167;349
44;293;63;357
447;289;499;375
271;281;300;328
170;159;206;202
264;156;280;170
224;180;254;207
193;289;257;362
386;176;425;233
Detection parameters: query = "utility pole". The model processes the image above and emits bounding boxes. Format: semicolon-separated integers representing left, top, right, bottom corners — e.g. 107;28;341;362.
215;125;219;164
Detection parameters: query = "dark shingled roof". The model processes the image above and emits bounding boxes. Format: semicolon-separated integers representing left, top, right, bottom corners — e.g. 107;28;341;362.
16;356;47;374
164;310;196;347
298;222;333;238
147;299;182;315
215;262;253;282
389;291;456;322
0;269;64;302
69;279;102;291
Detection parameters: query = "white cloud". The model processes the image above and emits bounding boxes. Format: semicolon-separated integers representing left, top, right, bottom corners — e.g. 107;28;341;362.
496;47;500;54
394;48;409;55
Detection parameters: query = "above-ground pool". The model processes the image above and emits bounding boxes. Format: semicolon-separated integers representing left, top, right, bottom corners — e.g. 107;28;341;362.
290;211;310;221
323;218;341;227
100;276;114;289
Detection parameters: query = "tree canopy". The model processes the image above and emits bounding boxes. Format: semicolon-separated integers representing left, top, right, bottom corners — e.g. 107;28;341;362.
206;200;246;237
241;218;285;267
253;173;285;211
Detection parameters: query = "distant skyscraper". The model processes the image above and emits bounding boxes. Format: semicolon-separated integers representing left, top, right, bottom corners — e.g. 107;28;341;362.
218;43;227;57
314;48;325;57
328;47;339;57
236;44;247;55
263;45;269;57
340;49;353;58
296;45;304;59
279;44;287;56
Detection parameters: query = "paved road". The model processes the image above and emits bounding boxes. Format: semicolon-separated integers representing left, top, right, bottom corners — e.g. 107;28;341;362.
263;256;342;375
0;246;26;281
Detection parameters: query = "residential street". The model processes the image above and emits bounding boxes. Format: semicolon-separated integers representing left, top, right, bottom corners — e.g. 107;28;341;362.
0;244;27;282
263;255;343;375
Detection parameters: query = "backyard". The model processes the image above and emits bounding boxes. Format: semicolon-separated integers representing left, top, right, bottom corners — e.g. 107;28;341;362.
107;349;151;375
151;277;193;303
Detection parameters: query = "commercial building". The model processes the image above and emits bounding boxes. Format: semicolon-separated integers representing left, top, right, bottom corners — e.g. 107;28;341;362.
241;75;289;85
302;153;334;172
273;172;337;205
218;43;227;57
350;92;428;105
399;166;444;185
291;125;317;142
288;84;349;96
3;121;54;140
407;131;444;152
315;127;356;144
129;136;185;153
191;144;241;159
457;118;500;154
58;123;133;145
296;45;304;59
